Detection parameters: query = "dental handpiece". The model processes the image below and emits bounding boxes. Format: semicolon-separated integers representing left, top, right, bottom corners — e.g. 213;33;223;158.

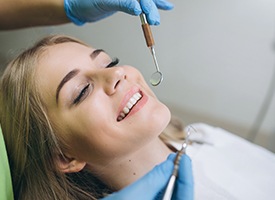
162;143;187;200
139;13;163;86
162;126;194;200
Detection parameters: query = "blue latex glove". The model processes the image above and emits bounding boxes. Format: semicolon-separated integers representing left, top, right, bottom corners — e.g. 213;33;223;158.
64;0;174;26
172;154;194;200
102;153;194;200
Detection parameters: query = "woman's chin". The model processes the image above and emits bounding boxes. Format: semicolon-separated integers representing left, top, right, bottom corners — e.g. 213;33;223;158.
148;104;171;136
158;105;171;133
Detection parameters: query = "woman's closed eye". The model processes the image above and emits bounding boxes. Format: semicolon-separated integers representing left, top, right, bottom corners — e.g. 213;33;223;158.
72;57;119;105
106;57;119;68
73;83;91;105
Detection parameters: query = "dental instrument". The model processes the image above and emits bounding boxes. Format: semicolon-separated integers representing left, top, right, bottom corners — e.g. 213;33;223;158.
162;126;194;200
139;13;163;86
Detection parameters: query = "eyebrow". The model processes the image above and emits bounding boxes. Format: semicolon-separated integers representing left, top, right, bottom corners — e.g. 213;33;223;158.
56;69;80;103
90;49;105;59
56;49;105;104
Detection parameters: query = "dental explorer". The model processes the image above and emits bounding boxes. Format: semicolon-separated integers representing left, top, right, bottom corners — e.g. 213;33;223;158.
139;12;163;86
162;126;194;200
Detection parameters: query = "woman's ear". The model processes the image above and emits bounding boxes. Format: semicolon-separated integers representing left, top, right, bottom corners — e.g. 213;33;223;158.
56;154;86;173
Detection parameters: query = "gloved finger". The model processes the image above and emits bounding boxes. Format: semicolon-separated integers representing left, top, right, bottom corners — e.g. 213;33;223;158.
153;0;174;10
101;0;142;15
167;153;177;161
140;0;160;25
102;153;176;200
172;154;194;200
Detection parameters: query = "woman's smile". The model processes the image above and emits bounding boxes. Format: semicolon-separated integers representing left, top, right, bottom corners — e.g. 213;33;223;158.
117;86;148;122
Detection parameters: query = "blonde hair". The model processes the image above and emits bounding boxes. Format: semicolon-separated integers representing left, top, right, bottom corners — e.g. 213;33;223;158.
160;116;187;152
0;35;111;200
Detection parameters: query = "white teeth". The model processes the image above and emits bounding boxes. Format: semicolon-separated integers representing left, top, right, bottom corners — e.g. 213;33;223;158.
129;97;137;105
117;92;142;121
123;107;129;114
127;102;133;108
135;93;142;99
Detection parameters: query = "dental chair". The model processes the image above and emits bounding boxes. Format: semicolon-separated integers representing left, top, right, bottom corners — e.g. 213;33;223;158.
0;126;14;200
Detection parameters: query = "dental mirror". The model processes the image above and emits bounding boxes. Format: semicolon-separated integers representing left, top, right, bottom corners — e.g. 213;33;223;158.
149;47;163;86
138;11;163;86
150;71;163;86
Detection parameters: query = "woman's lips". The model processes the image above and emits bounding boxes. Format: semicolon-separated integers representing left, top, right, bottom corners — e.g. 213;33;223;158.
117;88;148;122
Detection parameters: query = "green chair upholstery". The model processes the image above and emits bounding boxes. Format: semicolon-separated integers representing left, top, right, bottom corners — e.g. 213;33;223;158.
0;126;14;200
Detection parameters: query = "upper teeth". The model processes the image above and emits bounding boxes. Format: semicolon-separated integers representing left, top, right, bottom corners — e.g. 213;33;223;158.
117;92;142;121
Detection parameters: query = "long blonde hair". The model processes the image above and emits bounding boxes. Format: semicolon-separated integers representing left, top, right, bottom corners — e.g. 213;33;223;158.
0;35;111;200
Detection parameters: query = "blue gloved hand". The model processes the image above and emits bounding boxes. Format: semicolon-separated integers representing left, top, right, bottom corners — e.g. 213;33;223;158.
102;153;194;200
64;0;174;26
172;154;194;200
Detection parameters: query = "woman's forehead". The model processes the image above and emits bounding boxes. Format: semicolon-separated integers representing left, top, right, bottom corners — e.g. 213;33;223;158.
38;43;96;71
46;42;95;56
35;43;93;101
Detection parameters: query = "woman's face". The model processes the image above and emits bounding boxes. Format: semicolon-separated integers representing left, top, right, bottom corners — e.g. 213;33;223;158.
35;42;170;165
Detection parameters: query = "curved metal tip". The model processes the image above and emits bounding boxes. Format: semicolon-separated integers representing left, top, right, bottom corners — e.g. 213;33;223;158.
150;71;163;86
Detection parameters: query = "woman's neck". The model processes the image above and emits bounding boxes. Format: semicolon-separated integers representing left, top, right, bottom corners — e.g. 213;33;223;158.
87;137;172;190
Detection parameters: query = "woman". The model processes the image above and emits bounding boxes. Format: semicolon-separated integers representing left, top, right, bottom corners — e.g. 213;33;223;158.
0;35;192;199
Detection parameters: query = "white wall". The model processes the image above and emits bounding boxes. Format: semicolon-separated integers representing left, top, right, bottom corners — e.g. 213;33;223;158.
0;0;275;151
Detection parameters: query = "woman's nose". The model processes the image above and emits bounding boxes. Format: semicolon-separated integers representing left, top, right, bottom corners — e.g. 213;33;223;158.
100;67;126;95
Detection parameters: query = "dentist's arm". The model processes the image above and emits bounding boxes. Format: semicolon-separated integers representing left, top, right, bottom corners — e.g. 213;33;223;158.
0;0;173;30
0;0;68;30
102;153;194;200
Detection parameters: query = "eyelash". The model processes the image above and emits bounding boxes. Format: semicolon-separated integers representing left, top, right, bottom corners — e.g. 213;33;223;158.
106;57;119;68
73;83;90;104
